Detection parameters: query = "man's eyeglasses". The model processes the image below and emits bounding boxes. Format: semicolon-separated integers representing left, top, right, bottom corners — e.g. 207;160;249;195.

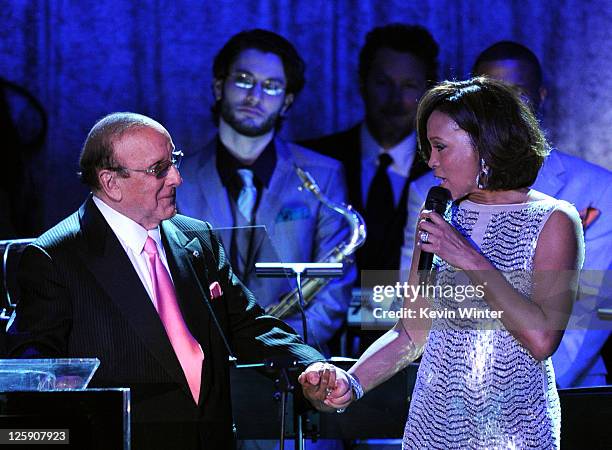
229;72;286;97
107;150;183;179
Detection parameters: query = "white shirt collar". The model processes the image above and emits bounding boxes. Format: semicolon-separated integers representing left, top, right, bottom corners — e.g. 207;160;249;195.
360;123;416;177
92;196;163;254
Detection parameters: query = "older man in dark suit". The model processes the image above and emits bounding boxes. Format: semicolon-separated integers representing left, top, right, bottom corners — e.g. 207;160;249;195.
7;112;343;450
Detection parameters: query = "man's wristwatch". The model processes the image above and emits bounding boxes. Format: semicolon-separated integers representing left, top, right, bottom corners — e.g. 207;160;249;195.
336;372;364;414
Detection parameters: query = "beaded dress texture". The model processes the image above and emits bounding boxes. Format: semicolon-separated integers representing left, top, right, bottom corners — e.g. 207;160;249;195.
403;198;579;449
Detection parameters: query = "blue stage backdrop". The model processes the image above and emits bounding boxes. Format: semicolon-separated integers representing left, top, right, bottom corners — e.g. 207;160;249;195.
1;0;611;231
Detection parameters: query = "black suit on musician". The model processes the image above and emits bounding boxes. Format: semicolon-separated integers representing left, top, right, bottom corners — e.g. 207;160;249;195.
301;124;430;271
7;196;323;450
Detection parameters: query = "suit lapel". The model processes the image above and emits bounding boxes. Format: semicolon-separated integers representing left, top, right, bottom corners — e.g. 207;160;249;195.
255;139;297;241
242;139;288;270
78;198;188;391
347;126;364;211
534;150;566;198
162;220;214;403
161;220;212;345
195;141;234;248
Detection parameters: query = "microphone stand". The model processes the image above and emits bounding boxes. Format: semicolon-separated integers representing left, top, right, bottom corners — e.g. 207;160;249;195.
255;262;343;450
597;308;612;320
295;269;307;343
235;358;301;450
187;257;342;447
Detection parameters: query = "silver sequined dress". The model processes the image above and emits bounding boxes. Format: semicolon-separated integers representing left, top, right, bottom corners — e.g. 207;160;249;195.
403;198;579;449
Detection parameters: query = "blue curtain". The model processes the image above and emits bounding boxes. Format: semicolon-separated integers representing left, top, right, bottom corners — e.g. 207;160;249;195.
1;0;611;230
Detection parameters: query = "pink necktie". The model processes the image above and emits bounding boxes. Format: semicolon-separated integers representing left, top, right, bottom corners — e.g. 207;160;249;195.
143;237;203;403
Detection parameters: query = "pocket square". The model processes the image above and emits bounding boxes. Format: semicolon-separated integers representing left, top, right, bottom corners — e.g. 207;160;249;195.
579;206;600;230
209;281;223;299
275;205;311;223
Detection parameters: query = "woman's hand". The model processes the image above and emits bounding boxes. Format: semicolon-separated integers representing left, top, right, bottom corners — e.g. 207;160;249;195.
417;210;488;271
417;206;583;361
298;362;353;412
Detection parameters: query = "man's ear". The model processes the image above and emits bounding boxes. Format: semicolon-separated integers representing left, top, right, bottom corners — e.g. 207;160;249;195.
98;169;123;202
280;93;294;116
213;79;224;101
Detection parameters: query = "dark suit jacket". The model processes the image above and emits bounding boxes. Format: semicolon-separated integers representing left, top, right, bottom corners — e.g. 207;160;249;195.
301;124;430;270
7;196;323;450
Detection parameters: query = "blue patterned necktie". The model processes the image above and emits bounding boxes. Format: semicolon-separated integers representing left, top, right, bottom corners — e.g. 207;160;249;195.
237;168;257;223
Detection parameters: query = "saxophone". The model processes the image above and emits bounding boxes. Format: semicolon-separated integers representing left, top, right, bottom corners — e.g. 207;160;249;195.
265;166;366;318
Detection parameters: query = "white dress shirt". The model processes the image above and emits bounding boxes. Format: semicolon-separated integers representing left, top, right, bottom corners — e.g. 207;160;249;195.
93;196;172;306
360;123;417;207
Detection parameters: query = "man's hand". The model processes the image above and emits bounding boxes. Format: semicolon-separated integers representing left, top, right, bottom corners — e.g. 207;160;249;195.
298;362;354;412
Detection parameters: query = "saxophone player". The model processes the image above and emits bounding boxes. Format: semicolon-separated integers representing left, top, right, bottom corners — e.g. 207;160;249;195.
178;29;355;363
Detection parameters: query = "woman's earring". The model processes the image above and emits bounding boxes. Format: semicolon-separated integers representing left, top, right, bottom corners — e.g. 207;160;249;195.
477;158;490;189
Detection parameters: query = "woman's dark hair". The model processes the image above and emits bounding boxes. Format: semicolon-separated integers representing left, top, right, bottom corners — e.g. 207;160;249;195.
416;77;550;191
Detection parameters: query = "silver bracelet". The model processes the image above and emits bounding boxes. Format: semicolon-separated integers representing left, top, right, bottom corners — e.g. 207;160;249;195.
336;372;364;414
348;372;364;400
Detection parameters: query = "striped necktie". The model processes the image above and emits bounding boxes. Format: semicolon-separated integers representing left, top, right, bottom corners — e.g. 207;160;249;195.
237;168;257;223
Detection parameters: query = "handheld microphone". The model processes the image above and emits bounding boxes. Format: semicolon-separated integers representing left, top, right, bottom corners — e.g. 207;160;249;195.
417;186;451;281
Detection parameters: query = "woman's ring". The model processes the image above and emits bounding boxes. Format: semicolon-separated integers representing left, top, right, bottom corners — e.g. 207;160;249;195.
325;388;332;397
420;231;429;243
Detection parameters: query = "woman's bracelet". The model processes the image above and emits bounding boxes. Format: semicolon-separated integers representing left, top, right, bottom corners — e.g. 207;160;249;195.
336;372;364;413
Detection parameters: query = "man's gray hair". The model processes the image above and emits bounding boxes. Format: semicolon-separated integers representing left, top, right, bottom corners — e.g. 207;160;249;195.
78;112;166;190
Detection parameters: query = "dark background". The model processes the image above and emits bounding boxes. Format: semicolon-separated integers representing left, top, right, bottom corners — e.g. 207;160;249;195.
1;0;611;233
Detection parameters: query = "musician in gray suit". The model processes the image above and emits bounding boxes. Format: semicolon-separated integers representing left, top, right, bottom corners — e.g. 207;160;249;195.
177;29;355;360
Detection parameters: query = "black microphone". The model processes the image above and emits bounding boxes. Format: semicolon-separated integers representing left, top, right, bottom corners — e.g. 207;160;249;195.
417;186;451;281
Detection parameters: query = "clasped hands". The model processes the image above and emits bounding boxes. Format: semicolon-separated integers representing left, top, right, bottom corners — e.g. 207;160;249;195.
299;362;353;412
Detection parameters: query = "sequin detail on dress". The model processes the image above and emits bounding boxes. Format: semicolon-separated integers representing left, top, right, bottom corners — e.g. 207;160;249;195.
403;199;568;449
